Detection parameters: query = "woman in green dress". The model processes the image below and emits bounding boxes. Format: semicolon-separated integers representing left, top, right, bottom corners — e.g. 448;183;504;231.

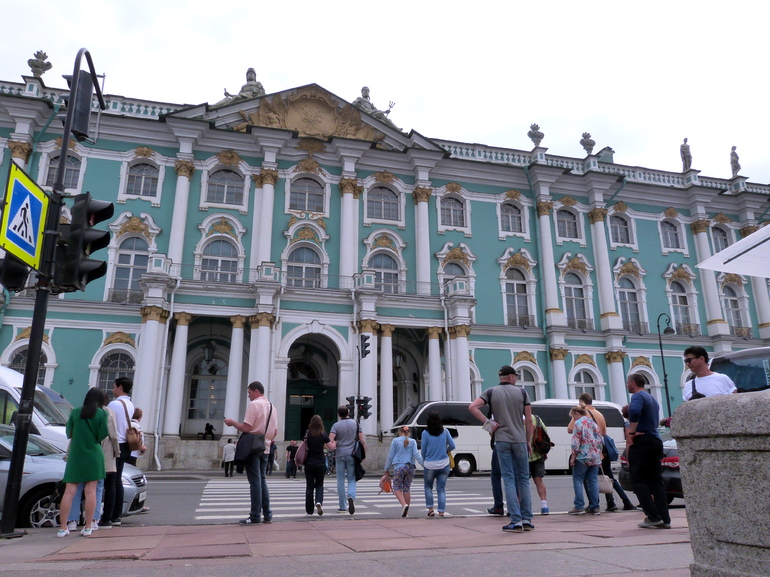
58;388;109;537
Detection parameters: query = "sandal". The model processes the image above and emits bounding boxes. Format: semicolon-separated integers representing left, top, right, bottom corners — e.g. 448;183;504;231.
427;510;435;517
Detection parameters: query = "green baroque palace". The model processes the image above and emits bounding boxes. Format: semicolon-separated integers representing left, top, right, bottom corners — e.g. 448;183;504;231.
1;65;768;469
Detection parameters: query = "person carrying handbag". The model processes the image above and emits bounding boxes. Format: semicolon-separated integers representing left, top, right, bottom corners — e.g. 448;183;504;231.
328;405;366;514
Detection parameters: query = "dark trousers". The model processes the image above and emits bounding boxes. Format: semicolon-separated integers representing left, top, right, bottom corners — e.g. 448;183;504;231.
304;463;326;514
101;472;117;524
112;442;130;521
628;435;670;524
601;453;632;506
224;461;235;477
245;452;270;521
490;446;504;510
286;459;297;478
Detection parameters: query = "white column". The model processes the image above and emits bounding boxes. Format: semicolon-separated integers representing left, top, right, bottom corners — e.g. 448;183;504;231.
605;351;629;406
250;313;274;386
451;325;472;402
379;325;395;432
133;306;168;434
589;208;622;330
248;176;263;275
537;201;565;326
163;312;191;436
427;327;443;402
168;160;194;267
339;179;358;284
358;320;379;436
692;220;728;336
255;168;278;267
271;356;290;443
550;347;569;398
222;316;247;436
338;360;356;407
751;277;770;339
414;188;432;294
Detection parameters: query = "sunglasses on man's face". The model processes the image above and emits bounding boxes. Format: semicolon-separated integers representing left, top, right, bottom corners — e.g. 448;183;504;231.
683;357;697;364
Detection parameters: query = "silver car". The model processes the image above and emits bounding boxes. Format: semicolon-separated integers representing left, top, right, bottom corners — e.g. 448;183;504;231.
0;425;148;528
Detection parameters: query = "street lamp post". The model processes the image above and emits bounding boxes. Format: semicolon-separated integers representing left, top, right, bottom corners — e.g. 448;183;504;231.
656;312;677;417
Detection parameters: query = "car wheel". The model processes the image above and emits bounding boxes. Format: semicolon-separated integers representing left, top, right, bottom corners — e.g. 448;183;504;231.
19;486;60;529
453;455;475;477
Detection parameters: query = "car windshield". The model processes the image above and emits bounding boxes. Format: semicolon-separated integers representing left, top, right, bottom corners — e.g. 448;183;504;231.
0;427;63;456
14;387;69;426
710;353;770;393
393;405;418;427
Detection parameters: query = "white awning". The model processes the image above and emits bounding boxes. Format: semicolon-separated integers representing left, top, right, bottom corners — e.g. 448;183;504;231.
697;224;770;278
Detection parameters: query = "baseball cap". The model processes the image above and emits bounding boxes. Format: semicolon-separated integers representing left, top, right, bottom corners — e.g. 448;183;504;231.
499;365;517;377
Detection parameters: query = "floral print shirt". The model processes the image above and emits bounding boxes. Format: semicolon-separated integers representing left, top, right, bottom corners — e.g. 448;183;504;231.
571;416;603;466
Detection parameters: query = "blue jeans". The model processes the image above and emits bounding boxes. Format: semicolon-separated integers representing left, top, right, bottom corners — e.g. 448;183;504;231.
335;455;356;510
490;446;504;510
423;466;450;513
67;479;105;523
495;441;532;524
245;452;270;521
572;461;599;511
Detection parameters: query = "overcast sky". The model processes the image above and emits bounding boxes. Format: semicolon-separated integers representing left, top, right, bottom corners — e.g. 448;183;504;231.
3;1;768;185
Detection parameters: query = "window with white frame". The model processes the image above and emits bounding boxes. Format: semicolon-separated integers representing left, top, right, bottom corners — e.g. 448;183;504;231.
661;221;681;249
367;186;399;221
200;239;239;283
671;281;693;331
290;177;324;212
712;226;730;253
610;215;632;244
500;203;523;233
505;268;531;327
618;277;643;332
207;169;244;205
564;273;589;329
519;368;538;400
98;351;135;397
46;154;81;189
368;252;399;293
573;369;596;398
10;347;47;386
111;236;149;302
557;209;579;239
722;285;745;331
126;162;159;197
440;197;465;228
443;262;465;278
286;246;322;288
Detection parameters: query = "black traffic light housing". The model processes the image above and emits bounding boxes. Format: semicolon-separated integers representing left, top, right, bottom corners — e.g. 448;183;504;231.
346;395;356;418
57;192;114;291
360;334;371;358
59;70;94;142
358;396;372;420
0;253;31;292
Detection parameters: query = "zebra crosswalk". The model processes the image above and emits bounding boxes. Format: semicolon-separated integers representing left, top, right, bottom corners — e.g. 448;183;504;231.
194;477;497;521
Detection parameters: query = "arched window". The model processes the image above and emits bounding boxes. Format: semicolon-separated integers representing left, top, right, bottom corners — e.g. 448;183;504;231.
610;215;632;244
564;273;589;329
287;246;322;288
367;186;399;220
188;357;228;421
112;237;149;301
290;177;324;212
661;221;681;249
443;263;465;278
440;197;465;227
574;370;596;398
46;155;81;189
98;351;135;397
712;227;730;253
557;209;579;239
10;348;47;386
722;285;743;329
207;169;243;205
618;277;642;332
126;163;159;197
519;368;537;400
671;281;692;330
201;239;239;283
505;268;531;326
368;252;399;294
500;203;522;233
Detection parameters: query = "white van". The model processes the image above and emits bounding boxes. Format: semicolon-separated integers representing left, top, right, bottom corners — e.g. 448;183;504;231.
0;367;71;450
529;399;626;472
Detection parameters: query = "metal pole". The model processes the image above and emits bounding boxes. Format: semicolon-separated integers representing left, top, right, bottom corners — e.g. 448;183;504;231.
656;312;673;418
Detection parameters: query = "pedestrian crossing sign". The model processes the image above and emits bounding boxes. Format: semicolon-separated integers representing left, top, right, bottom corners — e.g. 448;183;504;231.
0;161;49;270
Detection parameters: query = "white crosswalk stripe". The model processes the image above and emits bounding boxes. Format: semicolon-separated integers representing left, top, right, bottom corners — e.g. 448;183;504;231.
194;477;495;520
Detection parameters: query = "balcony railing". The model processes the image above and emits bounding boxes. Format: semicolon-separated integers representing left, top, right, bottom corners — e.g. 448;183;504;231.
730;326;752;339
108;289;143;304
623;320;650;335
675;323;700;337
567;318;594;331
507;314;536;328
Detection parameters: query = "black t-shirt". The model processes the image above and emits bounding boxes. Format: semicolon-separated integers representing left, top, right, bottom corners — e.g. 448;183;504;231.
305;432;330;467
286;445;299;460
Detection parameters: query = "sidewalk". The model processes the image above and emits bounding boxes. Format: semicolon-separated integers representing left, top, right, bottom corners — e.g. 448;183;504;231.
1;509;692;577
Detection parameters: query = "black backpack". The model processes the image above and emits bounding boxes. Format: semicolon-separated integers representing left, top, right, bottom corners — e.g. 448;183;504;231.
532;415;553;455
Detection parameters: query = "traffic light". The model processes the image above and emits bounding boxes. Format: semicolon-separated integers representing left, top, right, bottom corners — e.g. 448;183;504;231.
346;395;356;417
359;396;372;420
360;334;371;358
57;192;114;291
59;70;94;142
0;253;31;292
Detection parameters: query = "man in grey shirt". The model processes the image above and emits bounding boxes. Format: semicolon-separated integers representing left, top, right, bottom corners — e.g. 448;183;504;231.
329;405;366;514
470;365;533;533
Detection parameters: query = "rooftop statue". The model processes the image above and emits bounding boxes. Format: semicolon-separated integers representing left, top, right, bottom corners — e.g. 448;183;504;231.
680;138;692;171
527;123;544;147
213;68;265;106
28;51;52;77
730;146;741;177
352;86;400;131
580;132;595;155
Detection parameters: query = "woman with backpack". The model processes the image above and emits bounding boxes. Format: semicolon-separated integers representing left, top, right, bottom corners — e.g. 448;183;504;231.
421;411;455;518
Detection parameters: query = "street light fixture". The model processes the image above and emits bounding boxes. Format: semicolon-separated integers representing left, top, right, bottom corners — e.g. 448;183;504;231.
656;312;677;417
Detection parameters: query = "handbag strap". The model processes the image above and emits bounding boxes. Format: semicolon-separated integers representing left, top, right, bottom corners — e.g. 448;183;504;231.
691;376;699;395
263;403;273;435
118;398;132;429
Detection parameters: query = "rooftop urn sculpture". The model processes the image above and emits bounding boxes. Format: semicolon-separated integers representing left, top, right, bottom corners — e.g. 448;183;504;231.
527;123;544;147
580;132;595;155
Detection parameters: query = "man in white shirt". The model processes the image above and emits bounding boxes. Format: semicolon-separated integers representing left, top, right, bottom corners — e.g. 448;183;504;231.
101;377;134;528
682;346;737;400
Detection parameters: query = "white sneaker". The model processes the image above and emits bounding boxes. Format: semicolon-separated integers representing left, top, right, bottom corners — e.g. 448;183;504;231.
90;521;99;531
80;527;92;537
56;529;69;538
67;520;77;531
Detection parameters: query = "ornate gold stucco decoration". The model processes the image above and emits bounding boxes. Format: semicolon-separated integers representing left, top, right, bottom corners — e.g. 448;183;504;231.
664;207;679;218
315;218;327;230
575;353;596;367
54;137;78;151
713;213;733;224
252;173;263;188
445;182;462;194
175;312;193;326
740;225;759;238
261;169;279;185
723;273;743;287
374;171;395;184
209;218;236;238
296;139;326;156
505;189;521;200
358;319;380;333
216;150;241;166
14;327;49;344
427;326;444;339
250;313;276;328
291;226;319;244
339;178;358;195
588;207;608;224
8;141;32;162
631;356;652;368
671;266;692;283
565;256;587;276
619;261;640;278
613;201;628;213
118;216;151;240
514;351;537;364
560;196;578;207
294;157;321;174
448;325;471;339
605;350;627;364
413;187;432;204
134;147;153;158
374;235;395;249
287;216;298;229
549;347;569;361
691;219;710;234
537;201;553;216
505;252;531;271
175;159;195;178
444;247;469;265
141;306;170;323
104;331;136;348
